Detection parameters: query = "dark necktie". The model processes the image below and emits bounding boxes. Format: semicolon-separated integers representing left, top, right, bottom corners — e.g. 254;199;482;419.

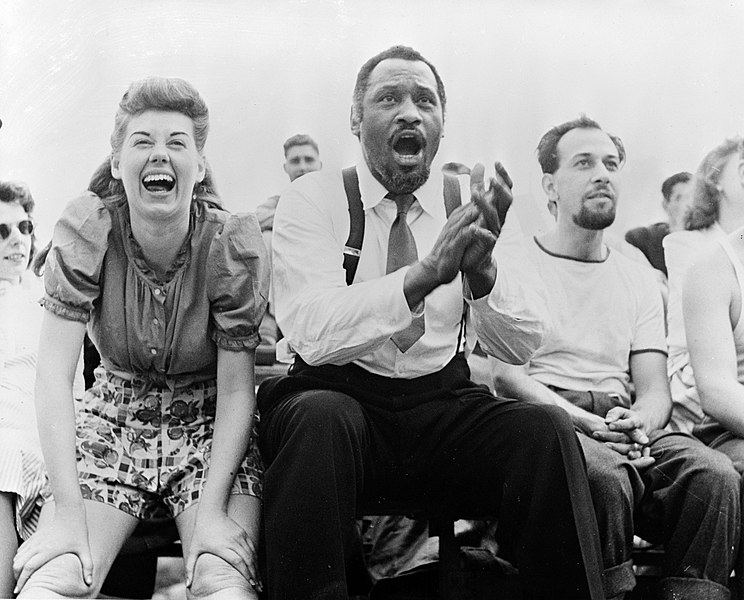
386;193;425;352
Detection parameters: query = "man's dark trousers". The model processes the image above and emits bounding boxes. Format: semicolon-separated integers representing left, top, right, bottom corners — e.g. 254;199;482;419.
258;354;605;599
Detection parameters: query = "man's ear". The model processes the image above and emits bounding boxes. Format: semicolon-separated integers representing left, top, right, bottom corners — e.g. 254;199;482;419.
282;162;289;176
541;173;557;200
110;154;121;180
350;106;361;138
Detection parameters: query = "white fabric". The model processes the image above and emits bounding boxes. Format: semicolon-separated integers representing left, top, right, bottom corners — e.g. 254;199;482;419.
525;237;667;405
664;225;726;361
663;225;726;432
272;159;548;378
716;235;744;383
0;277;47;539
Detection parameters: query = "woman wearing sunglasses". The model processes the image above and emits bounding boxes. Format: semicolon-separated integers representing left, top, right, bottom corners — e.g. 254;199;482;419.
13;78;269;599
0;181;44;598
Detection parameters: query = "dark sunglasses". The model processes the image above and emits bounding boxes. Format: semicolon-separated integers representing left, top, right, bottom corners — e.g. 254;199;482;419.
0;219;34;240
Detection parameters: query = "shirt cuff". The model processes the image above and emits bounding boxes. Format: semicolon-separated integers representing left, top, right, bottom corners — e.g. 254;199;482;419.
40;295;89;323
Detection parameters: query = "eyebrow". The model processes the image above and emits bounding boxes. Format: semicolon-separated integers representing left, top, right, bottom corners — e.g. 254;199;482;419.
128;130;190;138
570;151;619;161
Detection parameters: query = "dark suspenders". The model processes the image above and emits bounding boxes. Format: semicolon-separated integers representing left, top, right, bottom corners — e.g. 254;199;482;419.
342;167;365;286
340;166;468;351
341;167;462;284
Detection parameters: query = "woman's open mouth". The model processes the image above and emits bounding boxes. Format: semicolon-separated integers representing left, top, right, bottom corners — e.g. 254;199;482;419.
142;173;176;193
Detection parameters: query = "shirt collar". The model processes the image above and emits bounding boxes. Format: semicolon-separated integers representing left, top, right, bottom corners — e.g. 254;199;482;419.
356;157;447;220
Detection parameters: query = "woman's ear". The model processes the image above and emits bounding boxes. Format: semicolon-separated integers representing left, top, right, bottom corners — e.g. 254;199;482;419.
110;154;121;180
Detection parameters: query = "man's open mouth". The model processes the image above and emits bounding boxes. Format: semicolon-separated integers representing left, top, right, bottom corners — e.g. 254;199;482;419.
392;131;424;165
142;173;176;193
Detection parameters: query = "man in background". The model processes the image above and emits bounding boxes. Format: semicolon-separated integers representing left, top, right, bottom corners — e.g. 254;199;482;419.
625;171;692;276
255;134;322;364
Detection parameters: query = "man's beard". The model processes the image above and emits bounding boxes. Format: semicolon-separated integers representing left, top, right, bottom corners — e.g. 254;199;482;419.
375;163;430;195
573;202;616;230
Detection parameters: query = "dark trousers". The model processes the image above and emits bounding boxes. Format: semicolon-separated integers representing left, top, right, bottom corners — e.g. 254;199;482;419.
257;355;604;599
579;432;739;599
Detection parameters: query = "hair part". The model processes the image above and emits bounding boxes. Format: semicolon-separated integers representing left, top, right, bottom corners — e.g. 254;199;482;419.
351;45;446;132
283;134;319;157
0;180;36;267
536;115;626;174
661;171;692;202
686;136;743;230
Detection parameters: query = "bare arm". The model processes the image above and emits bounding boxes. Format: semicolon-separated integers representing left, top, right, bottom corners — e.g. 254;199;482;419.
14;312;92;591
626;351;672;433
684;248;744;436
492;359;607;435
184;348;260;589
493;359;655;467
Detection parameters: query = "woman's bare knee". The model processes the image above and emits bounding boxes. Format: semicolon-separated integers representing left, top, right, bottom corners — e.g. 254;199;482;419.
187;553;256;600
17;553;101;599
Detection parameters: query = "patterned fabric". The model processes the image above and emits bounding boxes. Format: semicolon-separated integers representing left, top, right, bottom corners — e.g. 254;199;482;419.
62;367;262;519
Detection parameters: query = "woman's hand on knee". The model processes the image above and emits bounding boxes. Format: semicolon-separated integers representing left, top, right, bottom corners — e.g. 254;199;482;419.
12;506;93;594
185;510;261;593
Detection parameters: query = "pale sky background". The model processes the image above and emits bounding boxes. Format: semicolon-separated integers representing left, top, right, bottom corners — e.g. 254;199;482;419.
2;0;744;243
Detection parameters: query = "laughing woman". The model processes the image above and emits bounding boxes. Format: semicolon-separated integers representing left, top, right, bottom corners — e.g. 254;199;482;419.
13;78;269;599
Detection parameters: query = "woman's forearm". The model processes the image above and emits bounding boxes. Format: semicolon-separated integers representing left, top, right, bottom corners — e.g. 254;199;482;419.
699;380;744;438
198;349;256;513
34;314;87;509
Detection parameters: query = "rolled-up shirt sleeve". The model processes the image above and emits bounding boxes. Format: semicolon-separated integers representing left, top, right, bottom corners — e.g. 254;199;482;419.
468;211;548;365
41;193;111;323
208;213;270;351
273;178;413;366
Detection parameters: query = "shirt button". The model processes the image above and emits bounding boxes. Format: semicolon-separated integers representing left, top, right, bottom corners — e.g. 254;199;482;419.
154;289;161;296
152;318;159;326
150;348;157;355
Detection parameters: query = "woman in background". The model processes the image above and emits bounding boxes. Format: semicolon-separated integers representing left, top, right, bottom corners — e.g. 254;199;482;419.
664;137;744;432
0;181;44;598
13;77;269;599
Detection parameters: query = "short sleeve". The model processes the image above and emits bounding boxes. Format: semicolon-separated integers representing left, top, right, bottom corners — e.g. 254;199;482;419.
630;264;667;356
41;193;112;323
207;213;270;351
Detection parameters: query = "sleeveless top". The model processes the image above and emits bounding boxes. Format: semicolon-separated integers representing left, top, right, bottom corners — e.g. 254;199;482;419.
694;235;744;444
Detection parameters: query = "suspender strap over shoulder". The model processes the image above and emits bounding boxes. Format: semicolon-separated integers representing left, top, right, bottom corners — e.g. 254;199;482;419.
342;166;365;285
442;172;461;218
341;166;469;351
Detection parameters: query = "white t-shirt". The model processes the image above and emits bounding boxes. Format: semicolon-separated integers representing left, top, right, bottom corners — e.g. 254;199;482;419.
526;237;667;406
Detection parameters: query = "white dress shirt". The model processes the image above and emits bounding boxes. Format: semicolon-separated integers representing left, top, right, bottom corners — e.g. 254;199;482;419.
272;158;547;378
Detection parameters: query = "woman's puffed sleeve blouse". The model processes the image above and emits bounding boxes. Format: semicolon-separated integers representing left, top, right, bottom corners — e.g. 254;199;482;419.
41;192;111;322
42;195;269;380
207;212;270;351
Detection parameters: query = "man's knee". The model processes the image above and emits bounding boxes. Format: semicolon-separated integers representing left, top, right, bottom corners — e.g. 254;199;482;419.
684;447;741;505
279;390;366;439
517;402;577;446
188;553;256;600
18;554;101;599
